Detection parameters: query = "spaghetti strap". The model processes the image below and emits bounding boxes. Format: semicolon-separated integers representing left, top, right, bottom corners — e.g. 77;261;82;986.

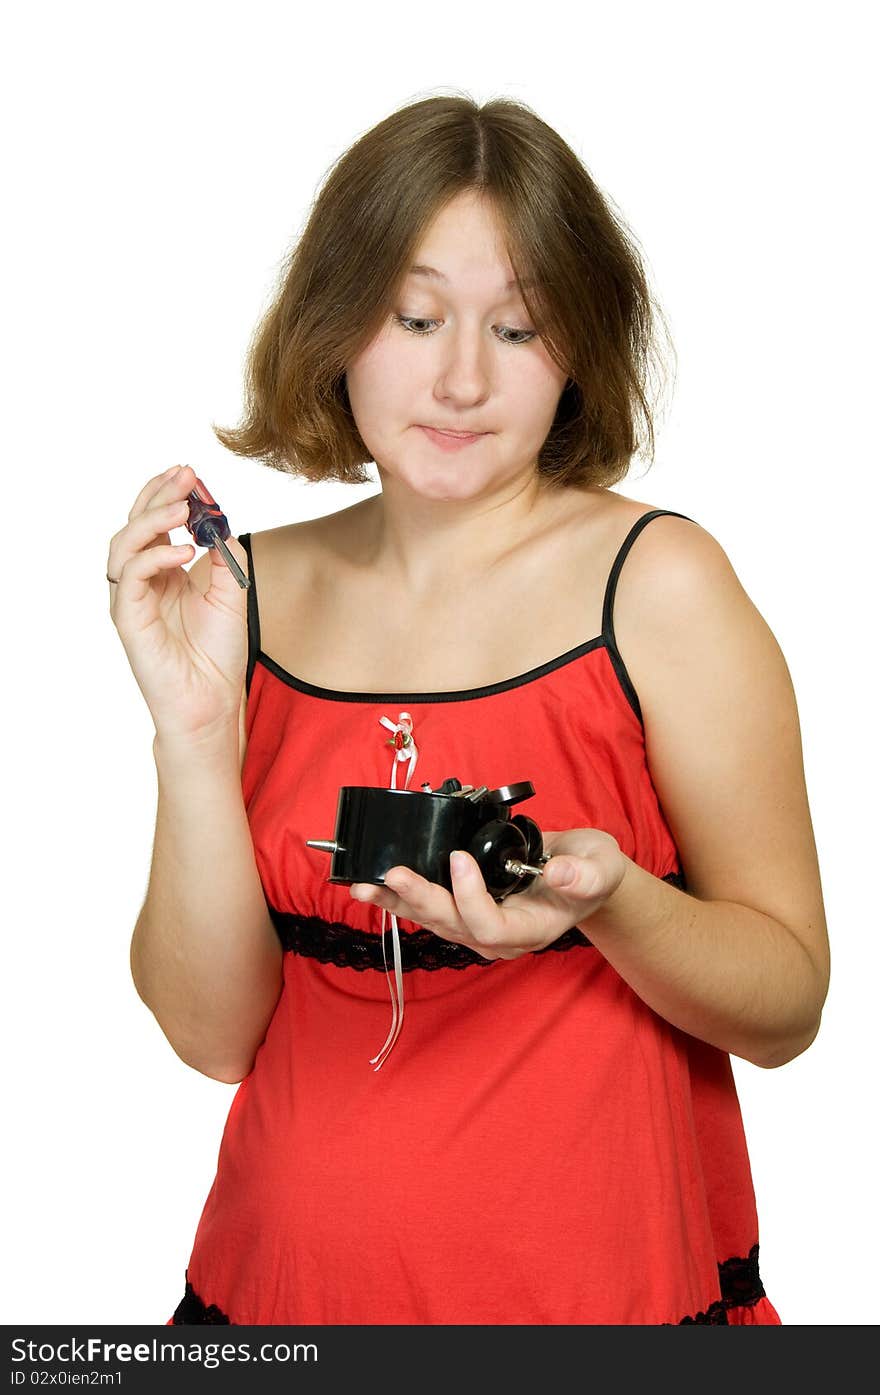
601;509;696;726
236;533;261;697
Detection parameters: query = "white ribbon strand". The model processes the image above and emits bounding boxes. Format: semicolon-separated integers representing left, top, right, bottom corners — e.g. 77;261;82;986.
369;712;418;1071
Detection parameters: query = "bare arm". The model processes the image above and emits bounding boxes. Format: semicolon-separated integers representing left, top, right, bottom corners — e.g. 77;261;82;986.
577;857;824;1068
582;515;830;1069
129;553;283;1083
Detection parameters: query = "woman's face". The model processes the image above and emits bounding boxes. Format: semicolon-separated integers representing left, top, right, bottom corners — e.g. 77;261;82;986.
345;190;569;503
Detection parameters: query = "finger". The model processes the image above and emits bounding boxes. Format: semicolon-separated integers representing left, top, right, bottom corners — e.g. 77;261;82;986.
108;495;195;590
127;464;194;524
543;854;603;897
447;849;506;942
349;881;393;906
112;542;197;611
380;866;464;936
349;879;417;920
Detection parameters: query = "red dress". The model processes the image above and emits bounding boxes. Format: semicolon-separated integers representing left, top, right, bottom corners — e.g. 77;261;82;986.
167;508;781;1326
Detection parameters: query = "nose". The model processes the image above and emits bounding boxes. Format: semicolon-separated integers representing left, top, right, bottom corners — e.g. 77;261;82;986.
434;321;492;407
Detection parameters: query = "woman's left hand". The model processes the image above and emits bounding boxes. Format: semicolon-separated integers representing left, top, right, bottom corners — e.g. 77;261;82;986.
348;828;629;960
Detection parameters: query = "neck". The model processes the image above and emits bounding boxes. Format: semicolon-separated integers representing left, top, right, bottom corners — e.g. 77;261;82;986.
363;466;563;596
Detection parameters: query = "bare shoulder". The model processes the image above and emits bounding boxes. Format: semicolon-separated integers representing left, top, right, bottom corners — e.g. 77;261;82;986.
609;506;829;1013
603;494;724;581
606;501;784;742
608;506;768;674
245;498;372;587
243;513;324;575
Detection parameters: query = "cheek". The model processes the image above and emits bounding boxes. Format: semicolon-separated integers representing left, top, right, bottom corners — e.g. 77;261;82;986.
508;367;566;434
530;366;570;431
348;343;418;423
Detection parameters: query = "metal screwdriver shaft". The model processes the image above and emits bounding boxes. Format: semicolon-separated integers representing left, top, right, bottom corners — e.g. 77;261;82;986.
203;524;251;589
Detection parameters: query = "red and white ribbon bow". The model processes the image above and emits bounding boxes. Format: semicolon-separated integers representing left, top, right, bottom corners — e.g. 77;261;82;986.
370;712;418;1071
379;711;418;790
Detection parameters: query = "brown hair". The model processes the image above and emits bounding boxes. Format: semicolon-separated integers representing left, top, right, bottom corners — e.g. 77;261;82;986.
213;92;674;489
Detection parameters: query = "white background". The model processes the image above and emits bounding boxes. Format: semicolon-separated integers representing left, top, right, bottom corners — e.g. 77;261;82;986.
3;0;876;1326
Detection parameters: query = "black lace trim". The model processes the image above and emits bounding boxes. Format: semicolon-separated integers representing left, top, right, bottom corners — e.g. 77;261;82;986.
678;1301;729;1325
718;1243;766;1308
172;1238;764;1326
268;910;591;969
171;1279;230;1325
675;1244;766;1325
268;869;685;970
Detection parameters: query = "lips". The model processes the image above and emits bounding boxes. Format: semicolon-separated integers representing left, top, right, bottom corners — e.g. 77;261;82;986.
418;425;487;451
422;427;486;437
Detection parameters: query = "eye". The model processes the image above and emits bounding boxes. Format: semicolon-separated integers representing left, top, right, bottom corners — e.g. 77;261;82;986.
392;314;536;347
496;326;537;346
394;315;439;336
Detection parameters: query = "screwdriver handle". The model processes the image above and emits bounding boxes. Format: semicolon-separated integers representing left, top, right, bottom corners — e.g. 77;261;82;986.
181;473;250;590
185;476;230;549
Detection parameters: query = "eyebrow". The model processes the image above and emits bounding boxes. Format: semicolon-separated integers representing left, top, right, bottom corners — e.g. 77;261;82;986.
408;263;532;292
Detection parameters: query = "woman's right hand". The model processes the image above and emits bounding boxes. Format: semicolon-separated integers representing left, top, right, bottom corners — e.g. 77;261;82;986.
108;464;250;745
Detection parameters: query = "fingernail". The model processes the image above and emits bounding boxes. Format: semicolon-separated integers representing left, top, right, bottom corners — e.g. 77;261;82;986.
450;851;469;875
552;862;576;887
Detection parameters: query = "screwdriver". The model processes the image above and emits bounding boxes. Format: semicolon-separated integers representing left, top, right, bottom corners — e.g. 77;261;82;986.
183;476;250;590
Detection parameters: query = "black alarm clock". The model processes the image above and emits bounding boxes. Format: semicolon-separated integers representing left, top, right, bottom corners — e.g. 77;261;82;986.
305;777;549;900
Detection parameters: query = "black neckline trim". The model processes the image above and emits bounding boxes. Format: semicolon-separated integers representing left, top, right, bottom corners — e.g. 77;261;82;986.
237;510;695;717
256;634;606;705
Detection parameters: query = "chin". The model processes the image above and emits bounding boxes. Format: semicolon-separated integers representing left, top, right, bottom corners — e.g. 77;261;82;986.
404;469;493;500
375;456;478;492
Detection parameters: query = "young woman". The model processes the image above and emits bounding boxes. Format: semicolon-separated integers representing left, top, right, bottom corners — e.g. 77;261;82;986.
110;95;829;1325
